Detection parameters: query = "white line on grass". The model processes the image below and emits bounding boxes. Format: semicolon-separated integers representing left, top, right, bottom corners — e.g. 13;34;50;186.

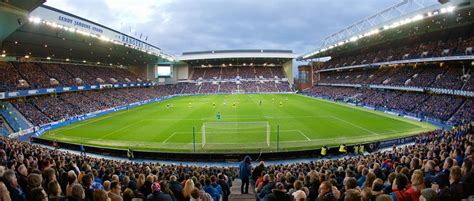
263;115;331;119
49;110;130;133
295;130;311;141
329;116;379;135
98;120;144;140
162;132;179;143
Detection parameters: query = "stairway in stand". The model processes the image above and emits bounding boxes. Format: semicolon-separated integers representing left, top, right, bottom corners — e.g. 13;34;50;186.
229;179;255;201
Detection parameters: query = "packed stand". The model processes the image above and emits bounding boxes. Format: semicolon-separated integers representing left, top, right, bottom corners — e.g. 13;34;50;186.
0;136;236;201
0;62;146;92
318;64;471;91
0;62;28;92
257;82;279;93
303;86;471;124
11;86;179;126
322;31;474;70
238;82;259;93
220;67;238;79
0;122;472;201
199;83;219;94
218;82;237;93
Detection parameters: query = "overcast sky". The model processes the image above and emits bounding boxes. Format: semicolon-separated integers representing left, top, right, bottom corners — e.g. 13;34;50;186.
45;0;408;56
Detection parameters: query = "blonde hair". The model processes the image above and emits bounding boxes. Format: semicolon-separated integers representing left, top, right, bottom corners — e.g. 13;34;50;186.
411;170;424;187
182;179;195;198
137;174;145;189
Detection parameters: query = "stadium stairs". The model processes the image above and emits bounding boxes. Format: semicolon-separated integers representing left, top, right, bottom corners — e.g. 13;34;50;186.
229;179;255;201
0;102;33;133
0;116;14;136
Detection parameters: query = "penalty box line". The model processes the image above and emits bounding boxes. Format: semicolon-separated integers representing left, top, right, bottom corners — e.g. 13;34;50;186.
162;129;311;144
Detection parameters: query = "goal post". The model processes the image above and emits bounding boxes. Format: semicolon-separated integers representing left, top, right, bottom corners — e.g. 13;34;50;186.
201;121;270;148
231;89;245;94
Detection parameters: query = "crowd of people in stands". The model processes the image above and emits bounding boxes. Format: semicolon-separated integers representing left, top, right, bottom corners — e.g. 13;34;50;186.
0;62;145;92
191;66;285;80
322;30;474;70
11;87;176;126
318;63;472;91
0;135;236;201
303;86;472;125
176;82;292;94
0;121;472;201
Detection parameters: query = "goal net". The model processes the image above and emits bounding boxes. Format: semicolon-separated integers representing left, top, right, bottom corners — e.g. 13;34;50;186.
201;121;270;148
231;90;245;94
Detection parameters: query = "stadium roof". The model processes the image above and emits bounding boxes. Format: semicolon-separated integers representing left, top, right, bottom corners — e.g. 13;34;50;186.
300;0;473;60
0;5;174;67
179;49;296;67
180;49;296;60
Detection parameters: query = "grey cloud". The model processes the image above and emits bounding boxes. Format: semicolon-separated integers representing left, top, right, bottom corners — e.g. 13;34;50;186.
46;0;400;56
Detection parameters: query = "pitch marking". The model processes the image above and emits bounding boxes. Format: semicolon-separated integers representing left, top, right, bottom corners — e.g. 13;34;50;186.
329;116;379;135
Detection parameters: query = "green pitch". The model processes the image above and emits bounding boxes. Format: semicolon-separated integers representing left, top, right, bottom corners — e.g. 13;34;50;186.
41;94;436;153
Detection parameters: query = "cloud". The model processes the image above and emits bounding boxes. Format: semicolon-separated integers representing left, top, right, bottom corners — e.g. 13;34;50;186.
45;0;401;56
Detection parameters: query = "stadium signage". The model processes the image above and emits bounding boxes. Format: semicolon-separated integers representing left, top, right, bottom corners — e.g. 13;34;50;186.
31;6;164;56
58;15;104;33
0;84;150;99
379;136;415;148
384;111;400;116
8;92;19;97
404;115;422;122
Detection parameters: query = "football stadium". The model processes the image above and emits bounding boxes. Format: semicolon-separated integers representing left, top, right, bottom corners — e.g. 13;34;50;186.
0;0;473;201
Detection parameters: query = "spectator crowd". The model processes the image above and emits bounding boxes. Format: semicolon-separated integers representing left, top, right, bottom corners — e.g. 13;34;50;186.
0;122;472;201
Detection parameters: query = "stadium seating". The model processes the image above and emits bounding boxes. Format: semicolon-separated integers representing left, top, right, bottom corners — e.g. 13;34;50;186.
304;86;471;124
318;63;472;91
322;31;474;70
0;62;146;92
9;86;176;126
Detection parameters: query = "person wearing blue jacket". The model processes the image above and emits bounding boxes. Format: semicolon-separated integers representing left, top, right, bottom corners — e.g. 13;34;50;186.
204;179;220;201
239;155;252;194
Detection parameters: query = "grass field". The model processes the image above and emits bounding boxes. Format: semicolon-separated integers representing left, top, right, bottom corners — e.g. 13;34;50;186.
41;94;437;153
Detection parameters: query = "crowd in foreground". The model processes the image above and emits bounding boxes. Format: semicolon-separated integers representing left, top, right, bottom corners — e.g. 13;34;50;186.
0;122;472;201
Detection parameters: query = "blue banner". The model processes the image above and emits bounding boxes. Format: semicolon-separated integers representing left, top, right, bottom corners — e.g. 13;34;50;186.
0;83;152;99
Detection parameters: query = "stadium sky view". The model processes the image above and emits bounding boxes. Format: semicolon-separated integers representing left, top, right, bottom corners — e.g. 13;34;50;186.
44;0;404;56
